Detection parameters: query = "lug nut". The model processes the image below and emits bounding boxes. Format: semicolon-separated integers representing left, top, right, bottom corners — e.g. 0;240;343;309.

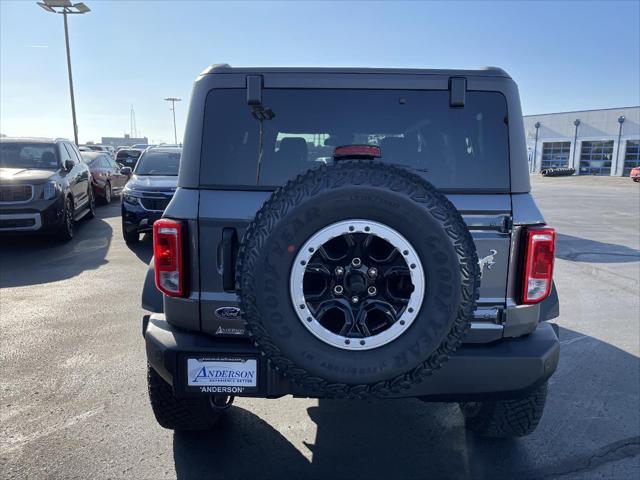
335;266;345;276
367;286;377;295
351;296;359;304
351;258;362;267
368;267;378;278
334;285;344;295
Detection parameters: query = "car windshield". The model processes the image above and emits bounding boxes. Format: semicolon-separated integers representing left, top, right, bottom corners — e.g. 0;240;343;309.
134;151;181;175
0;142;59;169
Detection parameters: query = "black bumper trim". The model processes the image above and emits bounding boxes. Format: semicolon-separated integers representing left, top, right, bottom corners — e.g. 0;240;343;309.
144;314;559;400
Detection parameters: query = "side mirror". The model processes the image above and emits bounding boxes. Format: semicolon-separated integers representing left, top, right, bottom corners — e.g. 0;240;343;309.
120;167;132;176
64;159;74;171
117;163;124;169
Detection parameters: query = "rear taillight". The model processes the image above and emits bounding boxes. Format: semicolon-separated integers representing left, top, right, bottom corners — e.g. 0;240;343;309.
522;226;556;304
153;218;185;297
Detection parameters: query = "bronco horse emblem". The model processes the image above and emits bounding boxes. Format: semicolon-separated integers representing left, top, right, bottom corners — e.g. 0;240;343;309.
478;249;498;278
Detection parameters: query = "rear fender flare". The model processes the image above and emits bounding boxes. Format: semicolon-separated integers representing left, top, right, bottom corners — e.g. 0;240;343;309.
142;257;163;313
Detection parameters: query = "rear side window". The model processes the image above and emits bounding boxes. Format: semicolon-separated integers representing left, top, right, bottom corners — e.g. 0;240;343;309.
200;89;510;191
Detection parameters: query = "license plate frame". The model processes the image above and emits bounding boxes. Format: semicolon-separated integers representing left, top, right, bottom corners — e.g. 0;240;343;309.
184;356;259;395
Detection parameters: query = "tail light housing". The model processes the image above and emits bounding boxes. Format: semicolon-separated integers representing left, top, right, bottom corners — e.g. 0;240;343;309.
522;226;556;304
153;219;185;297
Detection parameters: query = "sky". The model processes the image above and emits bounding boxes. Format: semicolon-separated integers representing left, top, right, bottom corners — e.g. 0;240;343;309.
1;0;639;144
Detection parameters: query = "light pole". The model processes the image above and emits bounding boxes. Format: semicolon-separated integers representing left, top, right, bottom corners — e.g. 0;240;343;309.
532;122;541;173
571;119;581;171
614;116;625;176
37;1;90;145
164;97;181;144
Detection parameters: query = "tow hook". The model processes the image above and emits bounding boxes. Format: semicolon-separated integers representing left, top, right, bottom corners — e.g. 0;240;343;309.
210;395;235;410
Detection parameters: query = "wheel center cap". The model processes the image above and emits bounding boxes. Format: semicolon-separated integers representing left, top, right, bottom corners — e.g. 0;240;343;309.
346;271;367;294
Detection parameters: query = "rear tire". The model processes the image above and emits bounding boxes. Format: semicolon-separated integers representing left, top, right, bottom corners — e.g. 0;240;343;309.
85;187;96;219
460;382;548;438
236;161;479;398
147;365;223;431
102;182;112;205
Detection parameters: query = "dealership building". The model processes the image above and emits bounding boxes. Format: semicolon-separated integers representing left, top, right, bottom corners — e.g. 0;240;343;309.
524;106;640;176
100;134;149;148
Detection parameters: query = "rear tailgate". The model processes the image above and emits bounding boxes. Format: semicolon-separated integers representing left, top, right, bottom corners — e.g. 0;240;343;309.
197;190;511;339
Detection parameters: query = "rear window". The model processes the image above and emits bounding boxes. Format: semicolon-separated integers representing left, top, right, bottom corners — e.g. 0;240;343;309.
134;151;181;176
200;89;510;191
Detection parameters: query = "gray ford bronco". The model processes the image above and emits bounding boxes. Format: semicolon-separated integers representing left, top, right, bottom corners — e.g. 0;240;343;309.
142;65;560;438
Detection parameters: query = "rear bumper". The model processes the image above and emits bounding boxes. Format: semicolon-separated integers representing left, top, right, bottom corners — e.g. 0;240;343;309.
144;314;559;401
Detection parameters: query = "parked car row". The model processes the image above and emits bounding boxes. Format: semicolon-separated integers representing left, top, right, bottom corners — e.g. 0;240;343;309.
0;137;182;242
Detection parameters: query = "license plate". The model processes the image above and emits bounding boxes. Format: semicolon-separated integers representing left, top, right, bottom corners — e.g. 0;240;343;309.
186;357;257;391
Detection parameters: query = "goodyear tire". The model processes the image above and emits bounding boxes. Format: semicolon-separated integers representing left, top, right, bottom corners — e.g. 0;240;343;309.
460;382;548;437
147;366;223;431
237;161;480;398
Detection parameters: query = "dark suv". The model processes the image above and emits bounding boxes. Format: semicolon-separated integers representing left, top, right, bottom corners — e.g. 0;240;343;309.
121;146;181;243
0;137;95;240
141;65;560;438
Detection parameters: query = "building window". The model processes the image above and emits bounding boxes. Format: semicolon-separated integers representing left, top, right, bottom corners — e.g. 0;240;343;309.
579;140;614;176
623;140;640;176
541;142;571;169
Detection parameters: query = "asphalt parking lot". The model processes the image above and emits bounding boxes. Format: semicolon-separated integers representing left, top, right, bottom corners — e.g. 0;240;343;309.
1;176;638;480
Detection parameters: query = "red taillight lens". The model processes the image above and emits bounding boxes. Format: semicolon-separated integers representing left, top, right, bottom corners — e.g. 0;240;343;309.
522;226;556;304
153;218;185;297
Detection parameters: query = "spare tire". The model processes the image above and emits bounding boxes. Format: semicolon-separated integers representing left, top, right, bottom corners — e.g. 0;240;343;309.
237;161;480;398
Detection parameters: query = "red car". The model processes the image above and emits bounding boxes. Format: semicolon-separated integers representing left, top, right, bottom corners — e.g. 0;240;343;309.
80;151;129;204
630;166;640;182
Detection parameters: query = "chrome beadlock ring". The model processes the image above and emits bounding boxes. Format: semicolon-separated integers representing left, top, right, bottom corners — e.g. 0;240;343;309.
290;219;425;351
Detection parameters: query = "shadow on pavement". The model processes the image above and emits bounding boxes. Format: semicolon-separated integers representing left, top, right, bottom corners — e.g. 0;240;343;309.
95;199;122;219
0;214;112;288
172;327;640;479
173;407;311;479
127;233;153;264
556;233;640;263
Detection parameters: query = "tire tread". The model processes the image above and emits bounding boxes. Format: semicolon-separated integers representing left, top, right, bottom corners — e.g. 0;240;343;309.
461;382;548;437
147;366;221;431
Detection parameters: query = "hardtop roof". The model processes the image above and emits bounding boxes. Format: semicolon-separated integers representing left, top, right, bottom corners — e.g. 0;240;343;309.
200;64;511;78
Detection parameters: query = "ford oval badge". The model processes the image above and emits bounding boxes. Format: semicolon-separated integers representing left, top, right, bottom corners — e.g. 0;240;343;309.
215;306;241;319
